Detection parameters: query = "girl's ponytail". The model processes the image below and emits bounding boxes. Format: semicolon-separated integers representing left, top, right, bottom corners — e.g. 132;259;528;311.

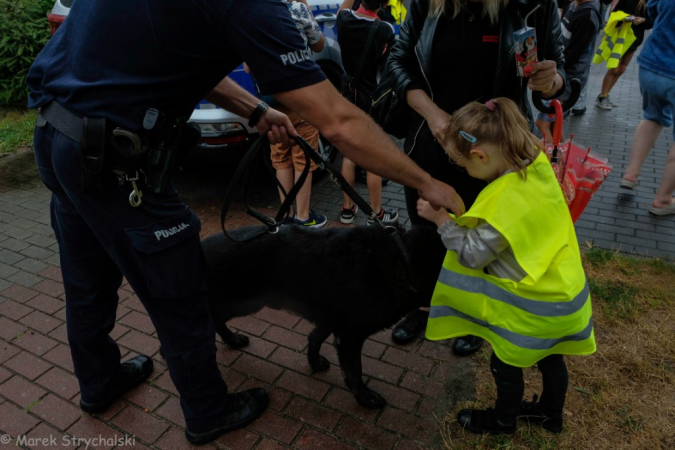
443;97;542;178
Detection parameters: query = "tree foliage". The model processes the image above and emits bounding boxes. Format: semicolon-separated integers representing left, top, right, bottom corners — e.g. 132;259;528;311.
0;0;53;106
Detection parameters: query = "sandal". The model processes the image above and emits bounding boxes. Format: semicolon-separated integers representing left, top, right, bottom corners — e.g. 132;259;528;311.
620;178;638;190
649;200;675;216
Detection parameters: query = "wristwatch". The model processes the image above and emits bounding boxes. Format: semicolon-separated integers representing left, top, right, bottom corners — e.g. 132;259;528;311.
248;102;269;128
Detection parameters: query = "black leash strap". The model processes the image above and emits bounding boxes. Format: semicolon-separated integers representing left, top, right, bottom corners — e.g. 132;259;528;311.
220;135;302;241
220;135;389;242
220;135;416;294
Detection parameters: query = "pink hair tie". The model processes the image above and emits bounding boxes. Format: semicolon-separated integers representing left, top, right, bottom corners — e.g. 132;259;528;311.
485;100;497;111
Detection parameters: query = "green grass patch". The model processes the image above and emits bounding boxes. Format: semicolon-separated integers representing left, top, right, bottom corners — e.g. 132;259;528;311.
585;248;615;267
588;279;639;322
647;257;675;274
0;108;37;154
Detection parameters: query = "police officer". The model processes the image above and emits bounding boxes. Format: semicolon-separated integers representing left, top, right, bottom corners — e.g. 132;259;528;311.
27;0;464;445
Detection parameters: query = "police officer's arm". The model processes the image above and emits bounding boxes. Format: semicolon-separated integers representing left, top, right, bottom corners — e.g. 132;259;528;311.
205;76;297;145
274;80;466;216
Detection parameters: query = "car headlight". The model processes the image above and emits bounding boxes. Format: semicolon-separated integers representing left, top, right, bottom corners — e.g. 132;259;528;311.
199;123;245;134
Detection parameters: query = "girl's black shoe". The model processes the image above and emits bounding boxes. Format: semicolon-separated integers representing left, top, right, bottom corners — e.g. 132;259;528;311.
457;408;516;435
519;395;564;433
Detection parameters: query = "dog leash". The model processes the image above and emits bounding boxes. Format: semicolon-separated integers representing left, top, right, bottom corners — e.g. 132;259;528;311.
220;135;397;242
219;134;419;294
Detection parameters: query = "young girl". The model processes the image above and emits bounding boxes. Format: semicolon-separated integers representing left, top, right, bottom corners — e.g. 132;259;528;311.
419;98;596;435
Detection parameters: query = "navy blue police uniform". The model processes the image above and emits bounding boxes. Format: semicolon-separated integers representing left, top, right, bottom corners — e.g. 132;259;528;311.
27;0;325;438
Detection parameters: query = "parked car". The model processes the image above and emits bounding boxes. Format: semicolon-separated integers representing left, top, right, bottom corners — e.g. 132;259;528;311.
47;0;343;164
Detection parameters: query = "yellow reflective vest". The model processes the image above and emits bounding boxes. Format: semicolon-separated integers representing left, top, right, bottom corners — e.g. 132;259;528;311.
426;151;596;368
389;0;407;25
593;11;637;69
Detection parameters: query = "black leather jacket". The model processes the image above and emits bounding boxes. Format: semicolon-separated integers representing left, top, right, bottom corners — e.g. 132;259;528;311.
388;0;567;155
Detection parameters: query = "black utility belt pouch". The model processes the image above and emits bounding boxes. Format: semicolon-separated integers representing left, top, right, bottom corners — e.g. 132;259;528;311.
80;118;152;194
109;129;150;176
143;109;200;196
81;117;108;194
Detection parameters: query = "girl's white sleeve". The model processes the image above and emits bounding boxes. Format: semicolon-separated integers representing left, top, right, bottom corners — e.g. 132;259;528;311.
437;220;510;270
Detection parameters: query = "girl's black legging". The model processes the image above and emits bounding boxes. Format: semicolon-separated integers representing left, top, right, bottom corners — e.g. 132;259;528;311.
491;352;569;424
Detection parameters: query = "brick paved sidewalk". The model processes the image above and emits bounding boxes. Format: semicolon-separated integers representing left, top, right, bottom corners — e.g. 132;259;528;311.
1;33;673;450
0;148;477;450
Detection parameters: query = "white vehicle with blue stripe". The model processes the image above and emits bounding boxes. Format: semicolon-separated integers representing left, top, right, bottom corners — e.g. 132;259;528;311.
191;1;344;162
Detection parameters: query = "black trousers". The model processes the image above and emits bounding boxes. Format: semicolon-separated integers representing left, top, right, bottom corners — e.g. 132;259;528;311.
34;122;229;433
491;352;569;423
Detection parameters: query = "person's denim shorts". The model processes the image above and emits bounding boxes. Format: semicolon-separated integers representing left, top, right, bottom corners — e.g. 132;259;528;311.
536;99;570;123
640;66;675;138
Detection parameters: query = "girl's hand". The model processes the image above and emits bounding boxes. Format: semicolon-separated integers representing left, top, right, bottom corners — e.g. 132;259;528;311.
417;199;451;227
633;16;646;25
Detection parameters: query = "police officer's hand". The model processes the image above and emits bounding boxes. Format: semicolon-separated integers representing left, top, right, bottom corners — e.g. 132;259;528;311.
418;179;466;217
257;108;297;146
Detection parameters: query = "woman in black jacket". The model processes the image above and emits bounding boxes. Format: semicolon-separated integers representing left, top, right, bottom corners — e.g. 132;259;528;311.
388;0;567;359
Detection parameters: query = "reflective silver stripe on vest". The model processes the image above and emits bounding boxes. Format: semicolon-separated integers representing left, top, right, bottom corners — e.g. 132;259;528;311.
429;305;594;350
437;268;590;317
603;36;615;50
610;52;622;60
616;38;625;44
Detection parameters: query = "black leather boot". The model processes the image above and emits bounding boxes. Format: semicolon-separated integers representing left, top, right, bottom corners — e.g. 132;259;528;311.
457;408;516;435
391;309;429;345
185;388;269;445
519;394;563;433
80;355;153;414
452;335;484;356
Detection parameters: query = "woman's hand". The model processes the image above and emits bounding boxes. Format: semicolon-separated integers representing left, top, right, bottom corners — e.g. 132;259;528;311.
633;16;646;25
528;60;561;97
417;198;452;227
427;108;452;147
406;89;452;146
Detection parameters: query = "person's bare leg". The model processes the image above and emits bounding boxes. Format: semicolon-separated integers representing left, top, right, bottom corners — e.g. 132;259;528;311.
624;120;664;183
602;52;634;96
653;143;675;209
535;119;553;144
341;157;356;209
600;69;617;97
276;167;295;216
366;172;382;213
293;170;313;221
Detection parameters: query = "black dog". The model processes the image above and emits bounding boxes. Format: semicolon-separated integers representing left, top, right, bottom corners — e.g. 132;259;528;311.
202;224;444;408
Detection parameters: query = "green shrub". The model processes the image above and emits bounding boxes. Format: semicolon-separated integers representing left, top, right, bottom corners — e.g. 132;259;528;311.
0;0;52;106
